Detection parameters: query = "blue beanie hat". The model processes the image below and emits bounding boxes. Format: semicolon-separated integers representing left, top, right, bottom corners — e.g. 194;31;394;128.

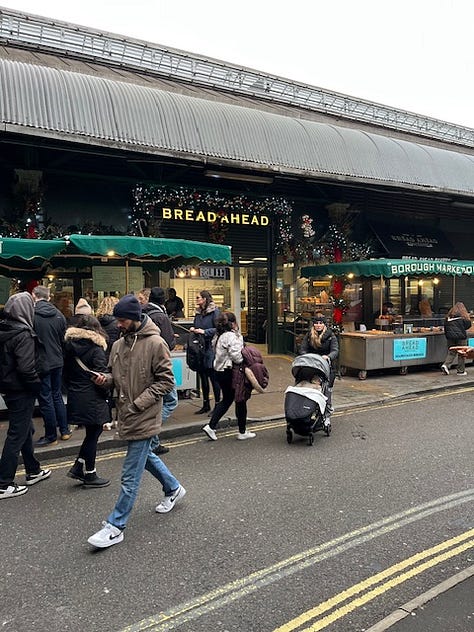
113;294;142;321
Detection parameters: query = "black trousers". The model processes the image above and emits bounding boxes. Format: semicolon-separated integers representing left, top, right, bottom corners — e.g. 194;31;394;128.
198;367;221;403
0;393;40;486
209;369;247;434
77;424;104;471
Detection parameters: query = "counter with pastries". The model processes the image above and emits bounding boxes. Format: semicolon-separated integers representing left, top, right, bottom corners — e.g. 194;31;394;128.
339;327;474;380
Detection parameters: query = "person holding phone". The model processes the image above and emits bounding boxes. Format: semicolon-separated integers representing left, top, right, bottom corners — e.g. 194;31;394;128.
63;314;111;488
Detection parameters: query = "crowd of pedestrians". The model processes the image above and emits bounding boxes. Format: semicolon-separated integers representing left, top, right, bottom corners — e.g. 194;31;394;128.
0;286;345;551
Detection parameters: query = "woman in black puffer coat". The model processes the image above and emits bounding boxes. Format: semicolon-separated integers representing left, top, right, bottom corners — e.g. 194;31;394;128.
299;314;339;412
441;302;472;376
63;315;111;488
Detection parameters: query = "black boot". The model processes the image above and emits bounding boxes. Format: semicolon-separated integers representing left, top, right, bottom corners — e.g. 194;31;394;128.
194;401;210;414
83;472;110;488
67;459;85;482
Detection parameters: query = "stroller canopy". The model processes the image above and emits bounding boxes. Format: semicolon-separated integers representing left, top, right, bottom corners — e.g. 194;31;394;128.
291;353;330;382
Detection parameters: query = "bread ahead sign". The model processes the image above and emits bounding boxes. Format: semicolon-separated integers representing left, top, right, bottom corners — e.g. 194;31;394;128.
161;207;269;226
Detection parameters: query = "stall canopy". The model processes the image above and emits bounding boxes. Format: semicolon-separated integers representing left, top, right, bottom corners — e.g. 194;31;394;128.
65;235;231;265
0;237;68;274
301;259;474;278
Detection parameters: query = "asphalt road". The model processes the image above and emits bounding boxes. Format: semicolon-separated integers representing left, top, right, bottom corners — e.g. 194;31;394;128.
1;388;473;632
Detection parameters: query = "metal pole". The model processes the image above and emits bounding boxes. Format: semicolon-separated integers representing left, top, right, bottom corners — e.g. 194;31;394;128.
452;275;456;305
125;259;129;294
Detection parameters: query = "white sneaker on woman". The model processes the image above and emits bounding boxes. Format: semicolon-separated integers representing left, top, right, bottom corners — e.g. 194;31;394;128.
237;431;256;440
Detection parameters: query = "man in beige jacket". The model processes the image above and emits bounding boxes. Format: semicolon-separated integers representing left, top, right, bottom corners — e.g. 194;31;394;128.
87;294;186;549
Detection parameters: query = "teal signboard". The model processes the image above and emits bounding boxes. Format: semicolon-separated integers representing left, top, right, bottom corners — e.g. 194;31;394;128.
171;357;183;387
393;338;427;361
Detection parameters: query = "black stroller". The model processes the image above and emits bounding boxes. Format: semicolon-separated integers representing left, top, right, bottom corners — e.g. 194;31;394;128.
284;353;331;446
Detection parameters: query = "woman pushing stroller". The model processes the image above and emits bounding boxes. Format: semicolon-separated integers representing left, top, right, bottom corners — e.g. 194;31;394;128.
299;314;338;414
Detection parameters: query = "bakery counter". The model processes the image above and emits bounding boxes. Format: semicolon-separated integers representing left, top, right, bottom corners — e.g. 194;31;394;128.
338;330;471;380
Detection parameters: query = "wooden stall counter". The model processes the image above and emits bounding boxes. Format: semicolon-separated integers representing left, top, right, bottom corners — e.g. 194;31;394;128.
339;329;449;380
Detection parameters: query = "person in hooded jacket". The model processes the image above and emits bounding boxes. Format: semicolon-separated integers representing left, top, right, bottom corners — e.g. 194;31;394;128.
64;314;111;488
0;292;51;499
32;285;70;446
190;290;221;414
299;314;339;413
87;295;184;549
441;302;472;376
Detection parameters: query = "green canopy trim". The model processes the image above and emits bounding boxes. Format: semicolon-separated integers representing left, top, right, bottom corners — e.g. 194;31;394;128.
67;235;231;265
301;258;474;278
0;238;67;261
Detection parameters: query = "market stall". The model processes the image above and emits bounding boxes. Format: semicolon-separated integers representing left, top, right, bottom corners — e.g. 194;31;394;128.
300;258;474;379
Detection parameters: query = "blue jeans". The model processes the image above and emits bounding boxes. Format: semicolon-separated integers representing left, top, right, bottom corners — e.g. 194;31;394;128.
162;386;178;423
107;436;180;530
38;367;68;440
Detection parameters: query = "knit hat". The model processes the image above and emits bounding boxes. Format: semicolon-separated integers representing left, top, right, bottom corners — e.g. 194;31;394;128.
312;314;327;324
149;287;166;305
113;294;142;321
75;298;92;315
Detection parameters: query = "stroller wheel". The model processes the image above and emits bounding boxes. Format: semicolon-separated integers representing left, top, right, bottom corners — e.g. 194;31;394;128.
325;423;332;436
286;430;293;444
307;433;314;446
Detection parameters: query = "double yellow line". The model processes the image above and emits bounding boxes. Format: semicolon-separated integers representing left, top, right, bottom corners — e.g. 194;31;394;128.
274;528;474;632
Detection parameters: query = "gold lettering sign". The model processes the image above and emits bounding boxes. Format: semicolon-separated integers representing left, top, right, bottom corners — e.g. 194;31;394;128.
161;207;269;226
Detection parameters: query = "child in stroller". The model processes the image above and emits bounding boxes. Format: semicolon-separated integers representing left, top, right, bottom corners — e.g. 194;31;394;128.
284;353;331;446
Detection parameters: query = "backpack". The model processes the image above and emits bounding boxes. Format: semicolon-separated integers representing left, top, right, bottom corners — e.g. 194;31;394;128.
241;345;269;392
186;331;206;372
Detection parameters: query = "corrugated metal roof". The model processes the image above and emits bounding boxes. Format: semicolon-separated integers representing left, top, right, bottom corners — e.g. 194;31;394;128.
1;59;474;195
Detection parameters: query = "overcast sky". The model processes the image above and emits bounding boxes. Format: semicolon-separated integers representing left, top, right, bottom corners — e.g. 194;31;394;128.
2;0;473;128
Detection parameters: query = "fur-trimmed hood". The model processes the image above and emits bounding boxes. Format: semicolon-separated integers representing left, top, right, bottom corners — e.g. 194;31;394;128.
65;327;108;350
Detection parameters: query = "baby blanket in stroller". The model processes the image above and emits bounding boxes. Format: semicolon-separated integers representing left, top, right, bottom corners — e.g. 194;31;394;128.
284;385;327;420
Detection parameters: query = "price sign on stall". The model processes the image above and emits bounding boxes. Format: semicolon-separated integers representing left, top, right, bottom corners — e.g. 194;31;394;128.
393;338;427;361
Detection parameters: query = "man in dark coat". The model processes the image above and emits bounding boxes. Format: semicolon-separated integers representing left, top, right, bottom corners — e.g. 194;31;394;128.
0;292;51;499
141;287;178;455
32;286;70;446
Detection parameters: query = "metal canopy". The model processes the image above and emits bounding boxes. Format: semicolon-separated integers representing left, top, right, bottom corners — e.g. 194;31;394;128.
1;59;474;196
1;7;473;147
301;259;474;278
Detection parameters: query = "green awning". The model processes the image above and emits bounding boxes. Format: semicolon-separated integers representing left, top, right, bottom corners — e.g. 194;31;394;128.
66;235;232;268
301;258;474;278
0;237;68;276
0;237;67;261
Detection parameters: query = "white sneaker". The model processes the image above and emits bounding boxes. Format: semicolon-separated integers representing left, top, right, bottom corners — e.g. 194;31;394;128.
441;365;449;375
25;469;52;486
156;484;186;513
456;371;468;376
88;521;124;548
202;424;217;441
237;431;256;440
0;483;28;499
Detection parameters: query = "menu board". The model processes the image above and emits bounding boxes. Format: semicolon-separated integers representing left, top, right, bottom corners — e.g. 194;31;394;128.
92;266;144;294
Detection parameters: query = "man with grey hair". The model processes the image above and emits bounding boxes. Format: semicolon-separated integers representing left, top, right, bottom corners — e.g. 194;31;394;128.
32;285;70;446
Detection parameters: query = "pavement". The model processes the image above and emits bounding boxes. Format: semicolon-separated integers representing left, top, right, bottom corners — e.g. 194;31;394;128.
1;353;473;631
